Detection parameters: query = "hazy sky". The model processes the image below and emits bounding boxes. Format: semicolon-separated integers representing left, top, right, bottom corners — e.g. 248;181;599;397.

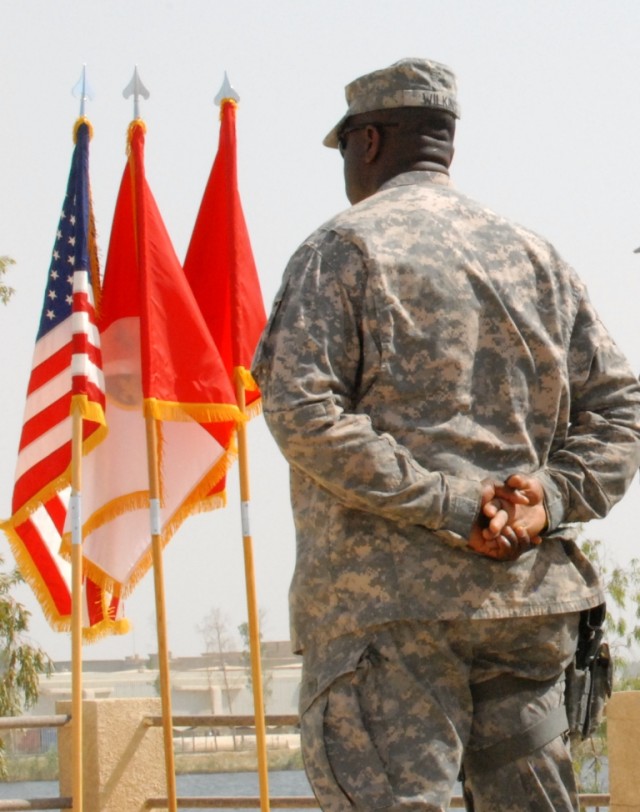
1;0;639;662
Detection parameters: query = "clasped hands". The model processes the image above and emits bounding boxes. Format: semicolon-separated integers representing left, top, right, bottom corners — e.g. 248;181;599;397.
467;474;547;561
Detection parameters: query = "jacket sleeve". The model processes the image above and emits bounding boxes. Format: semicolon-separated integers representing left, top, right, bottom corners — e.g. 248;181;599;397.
252;232;482;540
538;288;640;531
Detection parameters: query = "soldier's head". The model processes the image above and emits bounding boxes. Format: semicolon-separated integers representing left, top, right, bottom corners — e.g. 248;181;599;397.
324;58;459;204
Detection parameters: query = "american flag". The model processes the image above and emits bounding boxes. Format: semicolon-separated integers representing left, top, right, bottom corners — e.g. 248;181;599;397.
3;120;127;637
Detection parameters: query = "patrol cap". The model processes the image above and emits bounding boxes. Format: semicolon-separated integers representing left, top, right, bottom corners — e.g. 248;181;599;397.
323;58;460;149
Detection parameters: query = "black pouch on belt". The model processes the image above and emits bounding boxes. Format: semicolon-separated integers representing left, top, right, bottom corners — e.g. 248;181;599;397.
564;603;613;741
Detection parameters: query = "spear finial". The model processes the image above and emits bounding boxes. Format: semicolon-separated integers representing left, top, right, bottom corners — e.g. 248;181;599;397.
123;66;150;119
214;71;240;106
72;64;94;117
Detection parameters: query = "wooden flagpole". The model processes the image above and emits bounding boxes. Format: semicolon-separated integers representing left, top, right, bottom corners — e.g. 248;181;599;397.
210;74;270;811
68;69;93;812
70;407;84;812
145;414;178;812
236;378;271;812
120;67;176;812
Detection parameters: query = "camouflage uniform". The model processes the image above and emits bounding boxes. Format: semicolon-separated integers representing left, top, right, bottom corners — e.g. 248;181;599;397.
252;60;640;811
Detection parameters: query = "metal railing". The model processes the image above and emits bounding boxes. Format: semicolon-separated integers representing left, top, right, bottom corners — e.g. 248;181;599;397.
0;803;71;811
0;712;613;810
144;714;611;811
0;714;72;810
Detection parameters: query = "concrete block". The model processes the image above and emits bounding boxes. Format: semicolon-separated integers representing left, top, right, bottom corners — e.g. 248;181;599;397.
607;691;640;812
57;697;167;812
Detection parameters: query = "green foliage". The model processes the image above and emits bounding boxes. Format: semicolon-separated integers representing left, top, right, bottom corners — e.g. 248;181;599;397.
0;255;52;779
5;747;58;782
0;570;51;716
579;537;640;662
573;732;608;801
0;256;15;306
571;537;640;799
0;560;52;779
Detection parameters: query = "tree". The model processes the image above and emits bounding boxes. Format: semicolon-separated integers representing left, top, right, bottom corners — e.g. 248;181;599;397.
571;536;640;800
0;557;52;777
578;536;640;671
0;256;52;777
197;607;237;714
238;610;273;710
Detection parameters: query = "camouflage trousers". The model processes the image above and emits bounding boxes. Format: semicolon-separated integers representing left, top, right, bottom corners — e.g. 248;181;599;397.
300;613;581;812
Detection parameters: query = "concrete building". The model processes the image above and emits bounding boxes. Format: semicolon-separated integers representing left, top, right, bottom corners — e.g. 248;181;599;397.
34;641;302;720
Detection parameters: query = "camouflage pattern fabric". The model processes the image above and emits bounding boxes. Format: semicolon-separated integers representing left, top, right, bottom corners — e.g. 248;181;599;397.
323;58;460;149
300;616;581;812
252;170;640;656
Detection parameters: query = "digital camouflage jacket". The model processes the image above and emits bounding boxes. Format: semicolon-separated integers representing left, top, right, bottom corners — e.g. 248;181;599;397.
253;170;640;656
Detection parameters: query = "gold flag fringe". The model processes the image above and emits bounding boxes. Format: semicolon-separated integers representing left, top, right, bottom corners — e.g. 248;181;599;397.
218;98;238;121
59;489;150;567
82;586;131;641
71;394;107;428
3;419;107;529
126;119;147;155
61;431;238;598
1;519;129;641
87;189;102;316
73;116;94;143
235;366;263;420
1;519;71;631
82;614;130;642
144;397;244;425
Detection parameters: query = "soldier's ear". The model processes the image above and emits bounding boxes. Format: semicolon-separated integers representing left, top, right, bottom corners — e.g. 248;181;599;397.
363;125;383;164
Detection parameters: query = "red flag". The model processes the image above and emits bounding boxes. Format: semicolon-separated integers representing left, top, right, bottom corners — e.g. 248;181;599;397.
183;98;266;416
65;120;243;595
2;119;128;638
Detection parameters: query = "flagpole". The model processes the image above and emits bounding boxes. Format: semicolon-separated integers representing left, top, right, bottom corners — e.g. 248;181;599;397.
183;73;269;809
145;414;178;812
208;75;270;811
68;70;95;812
236;376;271;812
121;67;176;812
70;407;84;812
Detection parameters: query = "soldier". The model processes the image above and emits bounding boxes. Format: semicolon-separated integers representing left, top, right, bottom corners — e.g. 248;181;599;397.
252;58;640;811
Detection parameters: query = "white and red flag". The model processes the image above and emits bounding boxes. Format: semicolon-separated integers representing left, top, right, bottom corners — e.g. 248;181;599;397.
62;119;243;596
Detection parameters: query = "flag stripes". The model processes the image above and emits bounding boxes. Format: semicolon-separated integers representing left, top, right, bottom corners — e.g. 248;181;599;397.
2;119;125;638
12;163;105;518
14;493;70;617
71;269;104;398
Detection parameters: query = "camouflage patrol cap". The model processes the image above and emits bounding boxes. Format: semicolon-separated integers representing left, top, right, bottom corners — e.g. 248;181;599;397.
323;58;460;149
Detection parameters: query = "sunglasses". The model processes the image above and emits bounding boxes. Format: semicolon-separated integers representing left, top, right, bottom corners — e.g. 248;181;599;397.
337;122;399;156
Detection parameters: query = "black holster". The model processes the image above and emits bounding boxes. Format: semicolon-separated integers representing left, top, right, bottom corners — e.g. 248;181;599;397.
564;604;613;741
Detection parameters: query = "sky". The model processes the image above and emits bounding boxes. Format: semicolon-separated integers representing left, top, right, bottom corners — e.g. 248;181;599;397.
0;0;639;663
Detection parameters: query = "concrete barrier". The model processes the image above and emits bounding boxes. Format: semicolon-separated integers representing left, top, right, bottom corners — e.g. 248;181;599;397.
608;690;640;812
57;698;166;812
